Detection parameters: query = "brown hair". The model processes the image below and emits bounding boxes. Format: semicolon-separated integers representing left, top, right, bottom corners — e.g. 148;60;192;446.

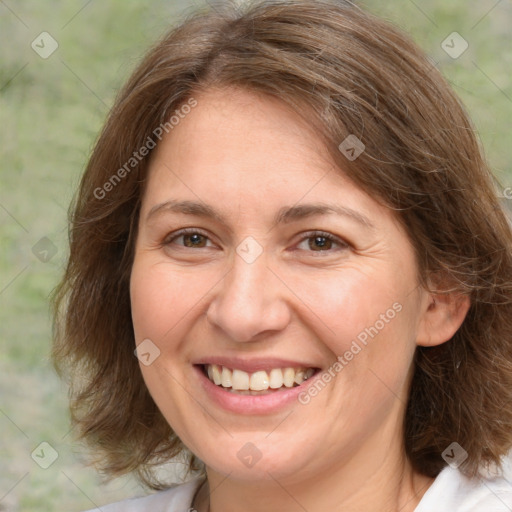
52;0;512;489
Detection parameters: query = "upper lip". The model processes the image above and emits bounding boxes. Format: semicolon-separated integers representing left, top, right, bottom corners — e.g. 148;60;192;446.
194;356;320;374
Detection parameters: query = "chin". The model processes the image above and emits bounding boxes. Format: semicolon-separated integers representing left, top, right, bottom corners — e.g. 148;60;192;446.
198;436;318;483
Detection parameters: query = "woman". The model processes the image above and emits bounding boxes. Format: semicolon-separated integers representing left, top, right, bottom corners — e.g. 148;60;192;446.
52;1;512;510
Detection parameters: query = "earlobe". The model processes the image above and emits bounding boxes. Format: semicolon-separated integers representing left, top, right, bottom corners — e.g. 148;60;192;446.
416;291;471;347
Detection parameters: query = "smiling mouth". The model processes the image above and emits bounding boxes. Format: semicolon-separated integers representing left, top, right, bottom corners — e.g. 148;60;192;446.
202;364;318;395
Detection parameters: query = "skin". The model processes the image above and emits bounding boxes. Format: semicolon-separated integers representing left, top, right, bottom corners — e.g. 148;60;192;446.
130;87;470;512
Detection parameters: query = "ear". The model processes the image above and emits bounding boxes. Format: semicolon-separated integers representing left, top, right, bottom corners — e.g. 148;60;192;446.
416;289;471;348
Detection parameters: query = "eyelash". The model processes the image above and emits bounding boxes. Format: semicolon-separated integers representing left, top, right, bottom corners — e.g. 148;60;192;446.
163;228;349;254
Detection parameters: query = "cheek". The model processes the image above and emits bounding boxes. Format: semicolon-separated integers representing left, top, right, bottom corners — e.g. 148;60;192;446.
291;265;417;399
288;265;404;352
129;258;216;342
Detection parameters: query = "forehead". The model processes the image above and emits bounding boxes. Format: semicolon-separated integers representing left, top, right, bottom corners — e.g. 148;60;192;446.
159;87;332;176
140;87;390;229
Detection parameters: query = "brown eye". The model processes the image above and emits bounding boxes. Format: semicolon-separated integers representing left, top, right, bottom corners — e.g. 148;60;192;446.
182;233;208;247
296;231;348;253
164;229;213;249
308;235;333;251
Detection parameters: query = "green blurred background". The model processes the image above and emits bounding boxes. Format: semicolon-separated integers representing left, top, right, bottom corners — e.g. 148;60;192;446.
1;1;511;510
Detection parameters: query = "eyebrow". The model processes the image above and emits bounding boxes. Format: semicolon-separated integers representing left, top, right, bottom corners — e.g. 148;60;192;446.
146;199;375;230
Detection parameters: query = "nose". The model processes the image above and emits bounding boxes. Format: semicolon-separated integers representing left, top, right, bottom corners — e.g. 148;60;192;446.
205;252;291;342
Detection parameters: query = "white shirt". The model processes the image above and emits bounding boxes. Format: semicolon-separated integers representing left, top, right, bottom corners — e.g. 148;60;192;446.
84;463;512;511
415;463;512;511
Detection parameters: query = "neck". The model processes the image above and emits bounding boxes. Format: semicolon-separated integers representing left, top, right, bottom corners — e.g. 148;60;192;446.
195;436;434;512
193;389;434;512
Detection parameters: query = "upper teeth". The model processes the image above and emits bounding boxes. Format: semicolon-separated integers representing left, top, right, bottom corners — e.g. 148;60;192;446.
206;364;315;391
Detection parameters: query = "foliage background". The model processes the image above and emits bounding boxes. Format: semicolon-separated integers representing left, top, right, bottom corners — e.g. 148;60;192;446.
1;1;511;510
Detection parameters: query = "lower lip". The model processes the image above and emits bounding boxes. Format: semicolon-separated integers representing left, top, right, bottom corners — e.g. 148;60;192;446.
194;365;320;415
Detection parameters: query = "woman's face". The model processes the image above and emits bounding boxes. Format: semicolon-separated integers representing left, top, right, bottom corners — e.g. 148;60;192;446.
130;87;431;483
